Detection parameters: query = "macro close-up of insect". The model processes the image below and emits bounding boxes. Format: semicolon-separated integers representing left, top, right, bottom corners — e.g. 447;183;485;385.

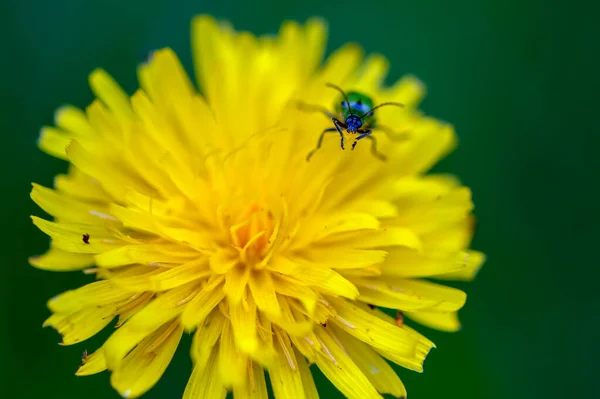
299;83;405;161
10;2;594;399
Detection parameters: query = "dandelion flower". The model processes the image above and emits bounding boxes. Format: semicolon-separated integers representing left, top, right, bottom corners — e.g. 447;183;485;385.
31;15;485;399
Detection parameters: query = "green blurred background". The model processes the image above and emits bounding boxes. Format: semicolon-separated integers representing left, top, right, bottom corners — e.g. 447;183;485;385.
2;0;598;398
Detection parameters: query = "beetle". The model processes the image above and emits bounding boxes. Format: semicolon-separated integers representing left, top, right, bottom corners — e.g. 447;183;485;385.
299;83;404;161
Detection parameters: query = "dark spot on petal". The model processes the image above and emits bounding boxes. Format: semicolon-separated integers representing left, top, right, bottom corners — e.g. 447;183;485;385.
368;304;376;310
395;310;404;327
82;234;90;244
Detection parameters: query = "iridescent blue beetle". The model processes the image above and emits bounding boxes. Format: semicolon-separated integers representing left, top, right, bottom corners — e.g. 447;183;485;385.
299;83;404;161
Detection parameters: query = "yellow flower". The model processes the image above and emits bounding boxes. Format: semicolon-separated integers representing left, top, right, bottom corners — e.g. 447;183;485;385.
30;15;485;399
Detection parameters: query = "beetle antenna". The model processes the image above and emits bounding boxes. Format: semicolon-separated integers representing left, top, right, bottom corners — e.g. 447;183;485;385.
326;83;353;115
359;102;404;120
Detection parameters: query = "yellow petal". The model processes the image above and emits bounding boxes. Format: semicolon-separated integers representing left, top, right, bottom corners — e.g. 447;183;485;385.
160;226;215;253
119;145;181;203
146;48;194;107
232;361;268;399
325;227;422;251
44;305;115;345
180;277;225;330
394;187;473;234
248;270;281;316
224;266;250;304
191;15;232;121
421;216;476;252
386;75;427;108
269;328;306;399
48;280;131;313
31;216;121;254
365;305;435;348
302;17;327;73
352;199;399;219
76;346;107;376
310;299;336;326
121;188;180;218
218;320;247;388
54;169;112;203
54;105;94;136
29;247;94;271
390;174;460;204
327;297;432;371
300;247;387;270
313;326;382;399
31;183;111;224
272;275;318;314
111;321;183;398
313;43;363;92
435;250;486;281
305;212;380;243
351;278;440;311
104;283;197;370
391;118;457;176
269;257;358;299
268;297;313;338
109;204;159;235
84;92;120;138
294;347;319;399
380;278;467;312
209;248;239;274
65;140;146;201
191;310;227;368
112;258;210;292
382;249;470;278
143;51;213;165
333;327;406;397
230;295;258;353
406;310;462;332
94;244;198;268
115;292;154;327
288;333;317;366
129;80;193;178
183;347;227;399
89;69;134;123
353;53;389;90
338;265;383;278
38;127;71;160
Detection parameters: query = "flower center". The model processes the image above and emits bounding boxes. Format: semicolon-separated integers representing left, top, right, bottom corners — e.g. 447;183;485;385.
227;202;276;267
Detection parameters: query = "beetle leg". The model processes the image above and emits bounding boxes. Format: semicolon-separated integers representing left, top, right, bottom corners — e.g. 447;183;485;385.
353;129;386;161
296;101;337;120
352;129;372;150
306;127;339;161
332;118;346;150
372;124;410;141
